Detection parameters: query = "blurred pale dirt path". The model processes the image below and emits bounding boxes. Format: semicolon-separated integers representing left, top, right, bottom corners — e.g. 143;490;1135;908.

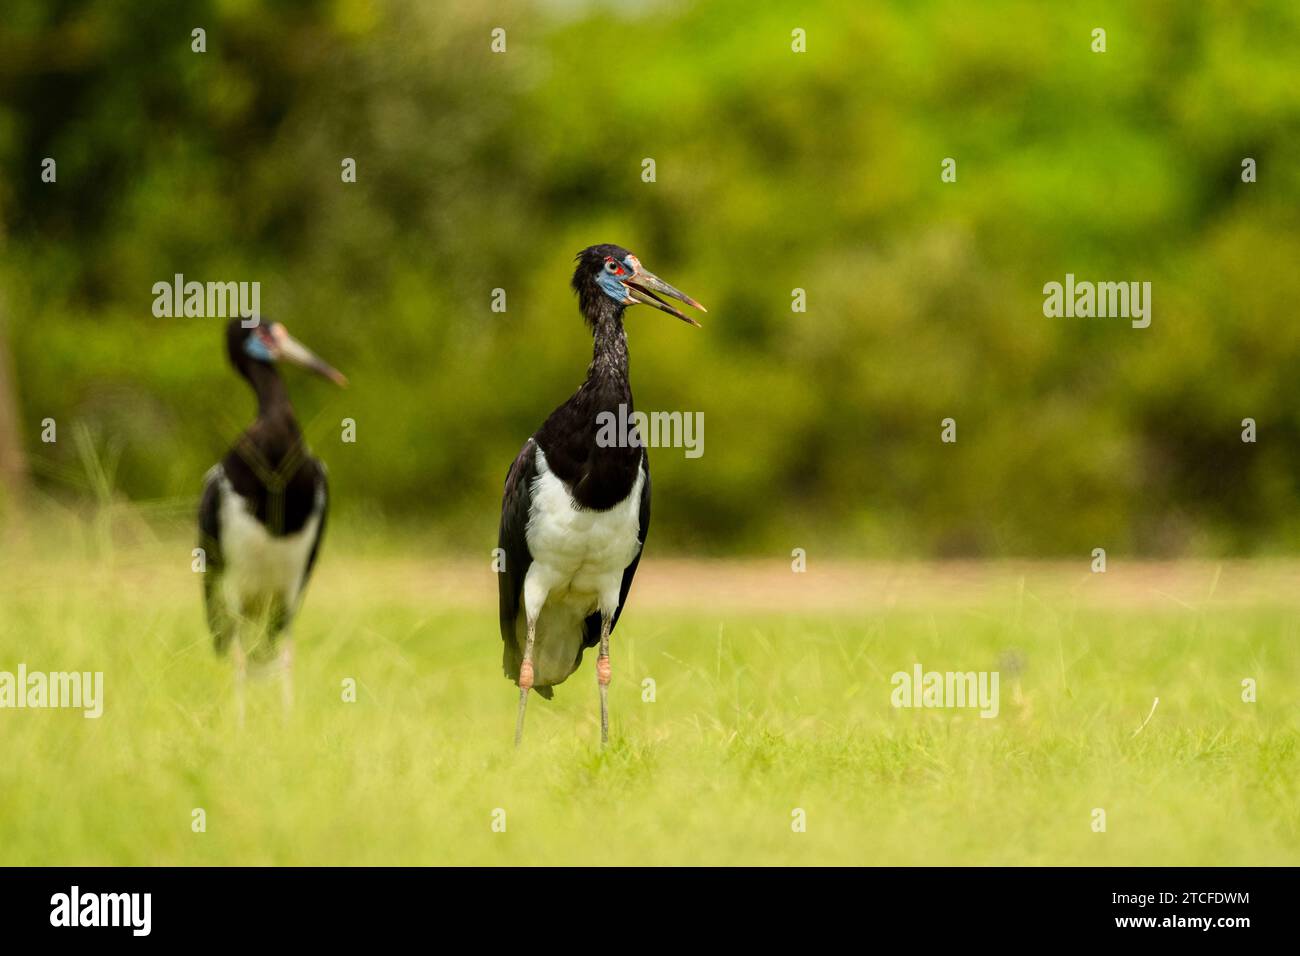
5;546;1298;612
305;558;1300;612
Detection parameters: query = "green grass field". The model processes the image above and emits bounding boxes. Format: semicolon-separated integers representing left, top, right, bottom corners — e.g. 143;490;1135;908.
1;531;1297;866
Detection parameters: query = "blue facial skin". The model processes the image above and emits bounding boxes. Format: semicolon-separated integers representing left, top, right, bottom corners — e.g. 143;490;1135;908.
244;328;275;362
595;257;636;303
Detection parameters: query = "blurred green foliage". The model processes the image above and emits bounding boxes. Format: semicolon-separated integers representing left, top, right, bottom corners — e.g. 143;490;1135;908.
1;0;1298;556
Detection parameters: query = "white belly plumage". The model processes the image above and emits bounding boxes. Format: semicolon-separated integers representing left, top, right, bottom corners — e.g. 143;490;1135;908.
214;469;322;622
518;446;644;687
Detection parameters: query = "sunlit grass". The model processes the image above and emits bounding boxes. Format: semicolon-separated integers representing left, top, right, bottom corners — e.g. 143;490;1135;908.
0;537;1296;865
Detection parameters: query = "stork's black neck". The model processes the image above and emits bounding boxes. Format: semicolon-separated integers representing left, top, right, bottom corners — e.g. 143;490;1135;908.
586;298;630;387
236;361;304;471
245;362;297;423
533;299;643;511
219;338;321;539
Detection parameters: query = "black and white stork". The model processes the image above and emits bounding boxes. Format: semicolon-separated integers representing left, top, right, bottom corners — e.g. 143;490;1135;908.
498;244;705;746
197;318;347;721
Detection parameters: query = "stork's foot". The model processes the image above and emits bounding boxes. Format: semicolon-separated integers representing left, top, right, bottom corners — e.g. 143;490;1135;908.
514;659;534;748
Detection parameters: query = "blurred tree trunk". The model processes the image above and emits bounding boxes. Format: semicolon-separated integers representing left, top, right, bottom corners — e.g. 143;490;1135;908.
0;293;28;494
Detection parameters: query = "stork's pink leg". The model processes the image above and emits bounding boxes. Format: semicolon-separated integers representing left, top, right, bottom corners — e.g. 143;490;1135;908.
232;636;247;730
597;615;612;746
279;635;294;723
514;618;537;748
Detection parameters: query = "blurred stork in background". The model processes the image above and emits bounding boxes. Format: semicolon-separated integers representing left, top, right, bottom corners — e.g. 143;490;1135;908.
198;318;347;723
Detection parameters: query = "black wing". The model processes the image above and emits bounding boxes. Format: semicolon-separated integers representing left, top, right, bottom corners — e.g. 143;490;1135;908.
581;449;651;651
197;466;234;654
498;439;538;687
303;462;329;585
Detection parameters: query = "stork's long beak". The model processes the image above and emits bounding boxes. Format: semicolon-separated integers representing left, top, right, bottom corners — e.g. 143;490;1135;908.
272;324;349;387
624;260;707;327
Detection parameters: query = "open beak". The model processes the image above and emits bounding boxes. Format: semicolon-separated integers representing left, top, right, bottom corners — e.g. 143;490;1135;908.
271;324;348;387
623;259;707;327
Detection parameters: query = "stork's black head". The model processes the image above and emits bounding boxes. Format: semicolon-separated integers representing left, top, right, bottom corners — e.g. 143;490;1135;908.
225;318;348;387
572;244;707;328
